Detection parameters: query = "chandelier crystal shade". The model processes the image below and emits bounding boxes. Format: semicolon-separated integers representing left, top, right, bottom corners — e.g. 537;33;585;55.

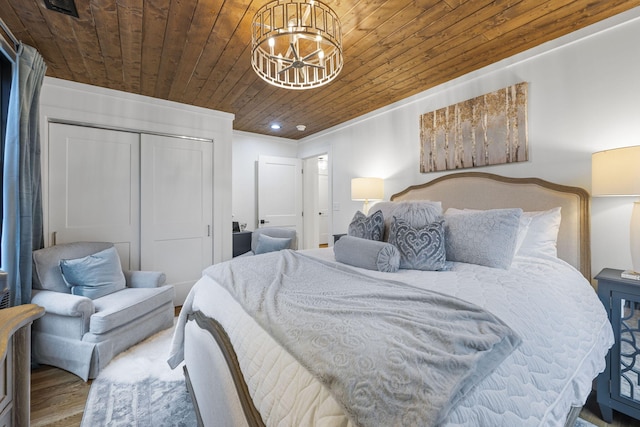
251;0;343;90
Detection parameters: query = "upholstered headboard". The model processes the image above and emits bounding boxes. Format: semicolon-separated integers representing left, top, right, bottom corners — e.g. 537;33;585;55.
391;172;591;280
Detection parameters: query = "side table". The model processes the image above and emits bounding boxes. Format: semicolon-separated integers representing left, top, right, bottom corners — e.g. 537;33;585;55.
233;231;252;257
596;268;640;422
333;233;346;244
0;304;45;426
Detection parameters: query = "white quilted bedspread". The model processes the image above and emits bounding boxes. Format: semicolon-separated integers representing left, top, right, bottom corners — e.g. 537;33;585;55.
172;248;613;427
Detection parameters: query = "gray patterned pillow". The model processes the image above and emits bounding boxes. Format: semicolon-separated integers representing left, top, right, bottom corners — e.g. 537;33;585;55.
444;208;522;269
371;201;443;241
389;217;446;271
348;210;384;241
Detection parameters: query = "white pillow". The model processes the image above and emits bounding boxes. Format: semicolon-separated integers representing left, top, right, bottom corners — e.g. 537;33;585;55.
517;207;561;257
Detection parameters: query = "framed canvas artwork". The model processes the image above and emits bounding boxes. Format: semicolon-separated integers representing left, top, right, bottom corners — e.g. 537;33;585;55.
420;82;528;173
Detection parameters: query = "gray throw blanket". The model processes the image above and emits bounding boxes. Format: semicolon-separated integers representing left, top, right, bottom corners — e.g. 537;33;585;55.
204;250;521;427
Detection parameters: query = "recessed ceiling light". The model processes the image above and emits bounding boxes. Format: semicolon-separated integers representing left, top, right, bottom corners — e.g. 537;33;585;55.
270;124;281;130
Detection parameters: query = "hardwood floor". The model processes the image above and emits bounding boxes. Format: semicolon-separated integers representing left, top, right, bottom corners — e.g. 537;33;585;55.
578;391;639;427
31;366;91;427
29;365;639;427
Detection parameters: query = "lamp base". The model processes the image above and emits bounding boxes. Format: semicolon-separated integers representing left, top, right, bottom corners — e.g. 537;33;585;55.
632;201;640;273
621;270;640;281
362;200;370;215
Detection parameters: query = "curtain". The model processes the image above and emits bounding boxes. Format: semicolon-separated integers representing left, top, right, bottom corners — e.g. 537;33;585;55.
1;44;46;306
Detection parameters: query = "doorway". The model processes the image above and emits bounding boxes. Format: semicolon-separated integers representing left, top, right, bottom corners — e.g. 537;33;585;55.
302;154;330;249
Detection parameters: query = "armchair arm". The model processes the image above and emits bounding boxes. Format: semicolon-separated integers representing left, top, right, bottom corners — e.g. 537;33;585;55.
30;289;95;318
124;270;167;288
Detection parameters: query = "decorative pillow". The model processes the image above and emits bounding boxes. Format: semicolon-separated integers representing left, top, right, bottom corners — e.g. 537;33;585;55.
446;208;532;253
254;234;293;255
388;217;446;271
517;207;562;257
347;210;384;241
60;246;126;299
334;235;400;273
444;208;522;269
370;201;443;242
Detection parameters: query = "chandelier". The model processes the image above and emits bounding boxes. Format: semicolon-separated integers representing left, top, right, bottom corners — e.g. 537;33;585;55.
251;0;343;90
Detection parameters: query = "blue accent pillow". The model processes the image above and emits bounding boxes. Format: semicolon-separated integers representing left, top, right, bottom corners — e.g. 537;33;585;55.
254;234;293;254
60;246;126;299
348;210;384;241
334;235;400;272
389;217;446;271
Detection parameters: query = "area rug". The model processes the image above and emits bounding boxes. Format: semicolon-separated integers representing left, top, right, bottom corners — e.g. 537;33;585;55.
80;322;197;427
575;418;598;427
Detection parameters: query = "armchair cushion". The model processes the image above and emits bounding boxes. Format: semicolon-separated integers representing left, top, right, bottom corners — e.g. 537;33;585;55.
251;228;297;252
33;242;113;293
254;234;293;254
123;270;167;288
90;286;174;335
60;246;126;299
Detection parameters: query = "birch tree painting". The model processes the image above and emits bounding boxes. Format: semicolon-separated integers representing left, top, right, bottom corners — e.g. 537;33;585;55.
420;82;528;173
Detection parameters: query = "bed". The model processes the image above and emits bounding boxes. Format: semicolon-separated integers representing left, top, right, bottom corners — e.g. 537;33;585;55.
169;172;613;427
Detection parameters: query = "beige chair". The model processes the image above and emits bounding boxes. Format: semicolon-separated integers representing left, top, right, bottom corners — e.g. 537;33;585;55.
30;242;174;380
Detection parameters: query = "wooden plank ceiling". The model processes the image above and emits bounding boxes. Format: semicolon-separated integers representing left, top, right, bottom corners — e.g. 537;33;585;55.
1;0;639;139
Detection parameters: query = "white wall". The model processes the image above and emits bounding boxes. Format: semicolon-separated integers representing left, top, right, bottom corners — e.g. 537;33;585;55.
40;77;235;263
298;8;640;278
232;131;297;231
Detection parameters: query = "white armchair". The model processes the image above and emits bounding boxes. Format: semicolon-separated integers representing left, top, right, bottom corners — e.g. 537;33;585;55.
30;242;174;380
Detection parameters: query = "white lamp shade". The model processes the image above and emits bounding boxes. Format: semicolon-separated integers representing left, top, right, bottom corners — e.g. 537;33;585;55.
351;178;384;201
592;146;640;196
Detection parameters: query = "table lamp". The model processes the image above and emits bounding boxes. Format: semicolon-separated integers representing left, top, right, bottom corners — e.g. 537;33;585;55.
592;146;640;278
351;177;384;215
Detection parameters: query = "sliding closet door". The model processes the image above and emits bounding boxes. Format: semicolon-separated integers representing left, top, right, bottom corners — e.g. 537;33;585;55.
48;123;141;269
140;134;213;304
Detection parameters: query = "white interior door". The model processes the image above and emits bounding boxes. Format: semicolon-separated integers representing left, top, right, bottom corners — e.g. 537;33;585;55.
48;123;140;269
318;170;329;245
258;155;302;236
302;157;319;249
140;134;213;305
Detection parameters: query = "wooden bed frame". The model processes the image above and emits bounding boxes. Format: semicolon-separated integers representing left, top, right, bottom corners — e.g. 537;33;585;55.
183;172;592;427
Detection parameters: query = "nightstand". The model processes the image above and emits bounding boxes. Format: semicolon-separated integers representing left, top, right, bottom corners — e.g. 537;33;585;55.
596;268;640;422
232;231;252;257
333;233;347;244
